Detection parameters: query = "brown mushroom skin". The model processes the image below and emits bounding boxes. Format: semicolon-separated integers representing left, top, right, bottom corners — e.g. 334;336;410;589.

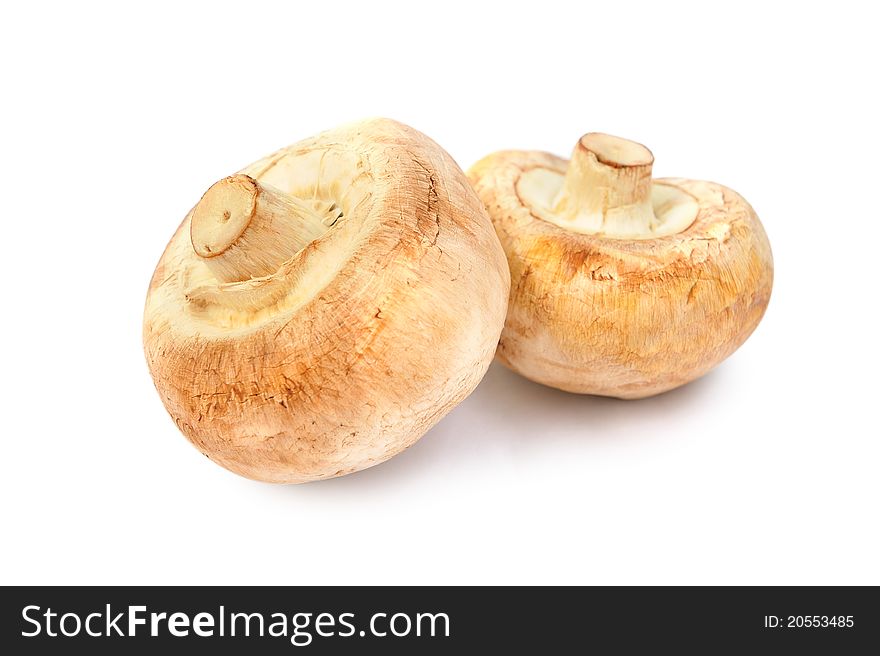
144;119;509;482
468;149;773;399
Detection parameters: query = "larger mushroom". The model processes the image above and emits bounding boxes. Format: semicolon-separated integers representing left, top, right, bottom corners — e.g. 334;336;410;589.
144;119;510;482
468;132;773;398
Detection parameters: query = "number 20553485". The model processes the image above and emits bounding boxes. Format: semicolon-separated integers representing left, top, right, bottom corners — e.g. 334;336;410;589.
764;616;854;628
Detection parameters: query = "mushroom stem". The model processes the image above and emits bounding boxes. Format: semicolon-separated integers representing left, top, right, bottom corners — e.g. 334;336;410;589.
190;175;326;282
553;133;656;236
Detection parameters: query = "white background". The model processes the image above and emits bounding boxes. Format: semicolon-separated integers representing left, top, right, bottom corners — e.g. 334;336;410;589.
2;1;878;585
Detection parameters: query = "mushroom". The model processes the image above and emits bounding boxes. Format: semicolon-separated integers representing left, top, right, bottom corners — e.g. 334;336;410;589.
143;118;510;483
468;132;773;398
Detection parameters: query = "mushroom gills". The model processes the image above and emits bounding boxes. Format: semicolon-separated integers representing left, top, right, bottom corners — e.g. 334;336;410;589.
516;167;699;239
179;146;374;331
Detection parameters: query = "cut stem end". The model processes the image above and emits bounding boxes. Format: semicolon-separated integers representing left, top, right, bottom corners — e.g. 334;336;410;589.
190;175;325;283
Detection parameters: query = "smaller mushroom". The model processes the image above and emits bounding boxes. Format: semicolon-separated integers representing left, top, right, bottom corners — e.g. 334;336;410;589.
468;132;773;398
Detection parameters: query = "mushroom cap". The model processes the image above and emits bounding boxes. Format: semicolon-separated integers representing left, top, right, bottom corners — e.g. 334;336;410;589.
144;119;509;482
468;148;773;399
